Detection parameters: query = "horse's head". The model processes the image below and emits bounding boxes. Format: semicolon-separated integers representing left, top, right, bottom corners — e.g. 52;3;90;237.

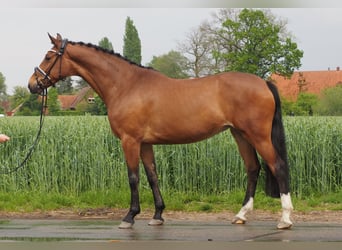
28;33;69;94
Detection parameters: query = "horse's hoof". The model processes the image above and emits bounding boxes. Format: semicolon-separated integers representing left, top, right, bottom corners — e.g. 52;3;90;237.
148;219;164;226
277;221;293;230
231;217;246;225
118;221;134;229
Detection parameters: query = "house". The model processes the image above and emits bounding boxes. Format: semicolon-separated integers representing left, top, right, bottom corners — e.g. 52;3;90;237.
0;87;95;116
271;67;342;100
58;86;95;110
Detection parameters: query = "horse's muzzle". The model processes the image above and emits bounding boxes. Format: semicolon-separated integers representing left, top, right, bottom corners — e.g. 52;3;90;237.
28;80;41;94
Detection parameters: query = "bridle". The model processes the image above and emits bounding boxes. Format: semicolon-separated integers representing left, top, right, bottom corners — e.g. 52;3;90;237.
34;39;68;90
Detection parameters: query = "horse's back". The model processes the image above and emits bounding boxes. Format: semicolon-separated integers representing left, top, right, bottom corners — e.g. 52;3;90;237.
204;72;275;119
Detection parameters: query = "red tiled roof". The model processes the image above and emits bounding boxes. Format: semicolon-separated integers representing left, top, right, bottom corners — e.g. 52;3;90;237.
57;87;92;110
69;86;91;109
271;68;342;100
58;95;77;110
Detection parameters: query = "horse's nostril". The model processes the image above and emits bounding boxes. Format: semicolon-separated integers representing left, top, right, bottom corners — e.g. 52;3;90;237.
28;82;38;94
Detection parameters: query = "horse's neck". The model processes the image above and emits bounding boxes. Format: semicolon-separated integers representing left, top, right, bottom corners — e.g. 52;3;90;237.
68;45;134;101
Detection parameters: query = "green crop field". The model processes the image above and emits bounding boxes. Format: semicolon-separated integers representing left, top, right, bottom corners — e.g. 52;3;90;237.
0;116;340;199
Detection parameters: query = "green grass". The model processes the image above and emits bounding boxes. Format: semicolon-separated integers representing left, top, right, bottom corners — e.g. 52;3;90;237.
0;116;341;213
0;189;341;214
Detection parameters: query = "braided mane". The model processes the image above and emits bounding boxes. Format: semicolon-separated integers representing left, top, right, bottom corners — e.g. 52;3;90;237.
68;40;153;70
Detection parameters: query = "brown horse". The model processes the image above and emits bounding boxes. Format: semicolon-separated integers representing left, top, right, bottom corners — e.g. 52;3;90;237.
28;33;293;229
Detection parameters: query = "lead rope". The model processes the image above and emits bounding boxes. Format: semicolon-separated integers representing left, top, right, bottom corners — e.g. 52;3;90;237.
0;89;48;174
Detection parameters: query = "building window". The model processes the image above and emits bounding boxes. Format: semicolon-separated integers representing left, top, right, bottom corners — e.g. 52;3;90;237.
87;97;95;104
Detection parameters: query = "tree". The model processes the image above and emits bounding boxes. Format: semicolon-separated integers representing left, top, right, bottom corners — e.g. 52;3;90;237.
180;9;303;79
99;37;114;51
178;27;213;77
281;93;318;116
148;51;189;79
0;72;7;102
295;92;318;115
56;77;74;94
11;86;30;108
216;9;303;79
178;9;243;77
47;87;60;115
123;17;142;64
202;9;242;74
74;77;89;91
17;94;41;116
280;96;296;116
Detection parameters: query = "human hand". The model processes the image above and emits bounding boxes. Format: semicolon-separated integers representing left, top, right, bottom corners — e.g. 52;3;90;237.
0;134;10;143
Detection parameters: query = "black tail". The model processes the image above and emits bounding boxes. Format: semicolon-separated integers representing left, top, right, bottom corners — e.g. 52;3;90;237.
264;81;289;198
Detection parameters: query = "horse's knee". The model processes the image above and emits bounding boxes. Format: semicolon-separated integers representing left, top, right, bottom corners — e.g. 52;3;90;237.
128;171;139;187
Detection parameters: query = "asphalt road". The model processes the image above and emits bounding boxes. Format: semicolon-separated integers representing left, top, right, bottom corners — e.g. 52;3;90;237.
0;219;341;249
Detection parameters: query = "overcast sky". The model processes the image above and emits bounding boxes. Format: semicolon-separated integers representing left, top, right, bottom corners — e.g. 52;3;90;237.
1;7;342;94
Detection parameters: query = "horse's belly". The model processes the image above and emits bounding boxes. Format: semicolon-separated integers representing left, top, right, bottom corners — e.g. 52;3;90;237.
145;124;231;145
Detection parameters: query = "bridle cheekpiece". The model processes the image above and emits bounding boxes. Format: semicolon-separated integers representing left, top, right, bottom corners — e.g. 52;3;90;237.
34;38;68;90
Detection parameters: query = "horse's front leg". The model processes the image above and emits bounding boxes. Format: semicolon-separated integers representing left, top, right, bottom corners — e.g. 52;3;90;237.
118;137;141;229
140;143;165;226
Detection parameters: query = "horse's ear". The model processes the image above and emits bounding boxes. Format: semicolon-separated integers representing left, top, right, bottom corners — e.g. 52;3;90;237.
48;33;57;45
48;33;63;46
56;33;63;41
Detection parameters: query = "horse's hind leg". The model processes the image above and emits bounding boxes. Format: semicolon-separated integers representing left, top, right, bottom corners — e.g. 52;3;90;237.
254;140;293;229
140;143;165;226
231;128;261;225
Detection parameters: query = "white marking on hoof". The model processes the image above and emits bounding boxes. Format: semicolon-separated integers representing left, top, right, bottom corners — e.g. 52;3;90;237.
148;219;164;226
118;221;134;229
279;193;294;229
233;197;253;224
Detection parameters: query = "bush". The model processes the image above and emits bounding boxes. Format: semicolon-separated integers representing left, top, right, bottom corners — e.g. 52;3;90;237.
314;85;342;115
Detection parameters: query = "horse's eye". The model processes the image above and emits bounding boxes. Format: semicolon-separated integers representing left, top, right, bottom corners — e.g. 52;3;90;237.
45;55;51;61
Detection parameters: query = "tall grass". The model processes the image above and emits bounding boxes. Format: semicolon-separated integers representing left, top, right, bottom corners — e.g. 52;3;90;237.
286;117;342;197
0;116;341;198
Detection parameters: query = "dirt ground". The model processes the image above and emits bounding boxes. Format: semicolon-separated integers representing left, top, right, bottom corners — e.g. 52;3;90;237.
1;208;342;223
